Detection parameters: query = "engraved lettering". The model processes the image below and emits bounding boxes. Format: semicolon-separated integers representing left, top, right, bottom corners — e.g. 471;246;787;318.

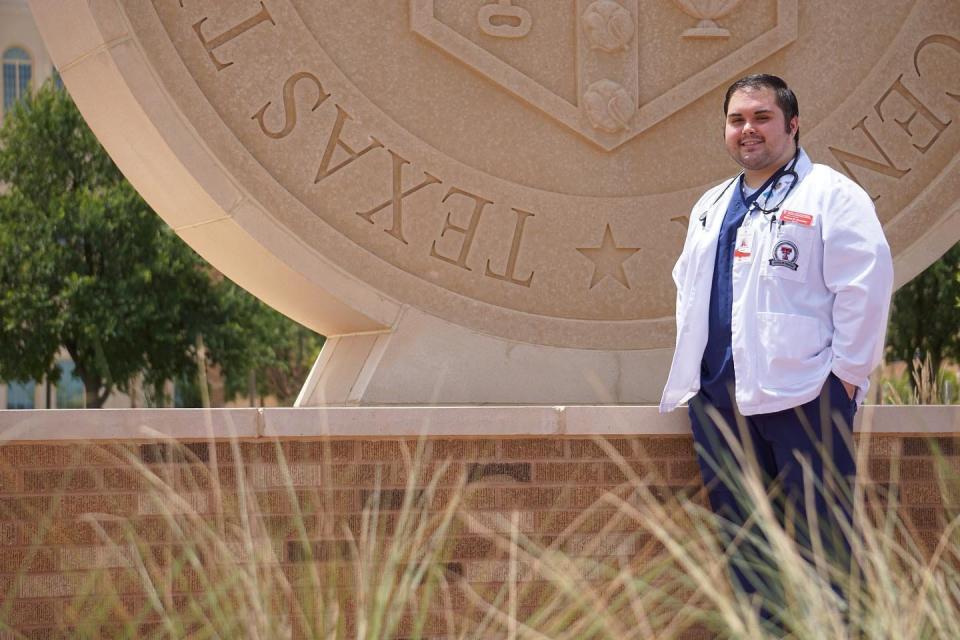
315;105;383;184
828;116;910;200
485;208;535;288
192;2;275;72
913;34;960;103
875;75;951;153
356;150;442;244
429;188;492;271
252;72;330;140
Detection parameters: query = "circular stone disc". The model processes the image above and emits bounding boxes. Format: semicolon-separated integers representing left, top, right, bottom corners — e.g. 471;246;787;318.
31;0;960;349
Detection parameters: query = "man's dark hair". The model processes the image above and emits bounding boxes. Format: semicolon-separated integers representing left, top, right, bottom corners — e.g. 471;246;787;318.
723;74;800;143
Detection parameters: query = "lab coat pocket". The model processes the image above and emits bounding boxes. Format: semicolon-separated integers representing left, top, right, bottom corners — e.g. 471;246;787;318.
762;225;816;282
757;311;826;384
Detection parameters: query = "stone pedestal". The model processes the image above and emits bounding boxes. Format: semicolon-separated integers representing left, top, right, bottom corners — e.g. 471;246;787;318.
296;307;674;405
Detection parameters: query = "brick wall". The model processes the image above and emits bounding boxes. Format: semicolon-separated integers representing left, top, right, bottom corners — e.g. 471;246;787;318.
0;428;955;638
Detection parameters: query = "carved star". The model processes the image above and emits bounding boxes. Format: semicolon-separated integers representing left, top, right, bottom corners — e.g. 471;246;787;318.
576;224;641;289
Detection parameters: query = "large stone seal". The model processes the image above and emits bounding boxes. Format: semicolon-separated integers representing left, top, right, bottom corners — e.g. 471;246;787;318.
30;0;960;403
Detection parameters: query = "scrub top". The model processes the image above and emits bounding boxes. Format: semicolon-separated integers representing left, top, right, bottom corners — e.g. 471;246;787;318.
699;175;776;408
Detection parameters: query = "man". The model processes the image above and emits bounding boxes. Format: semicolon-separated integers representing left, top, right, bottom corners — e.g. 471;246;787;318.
659;75;893;603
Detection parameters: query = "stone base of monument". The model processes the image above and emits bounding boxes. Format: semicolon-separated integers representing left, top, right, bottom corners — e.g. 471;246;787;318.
295;307;674;406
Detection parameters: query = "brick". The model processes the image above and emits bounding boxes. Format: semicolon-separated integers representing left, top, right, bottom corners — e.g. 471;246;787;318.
638;437;697;459
60;545;134;571
456;486;497;511
139;442;209;464
170;565;206;593
905;507;944;529
430;439;497;460
903;437;960;457
498;487;562;510
327;463;378;487
669;460;702;482
901;483;942;505
23;468;98;492
294;489;358;513
287;540;353;562
359;488;424;511
0;547;57;572
463;559;534;582
567;438;644;460
138;492;206;516
450;537;496;560
360;440;417;462
0;468;19;493
286;440;356;462
22;520;102;546
501;439;564;460
60;494;136;518
533;510;622;534
464;510;535;535
0;496;53;520
603;460;657;484
4;600;55;627
866;458;892;482
102;468;142;491
248;463;322;489
77;443;132;467
900;459;936;481
17;573;76;598
557;532;638;557
0;445;76;468
258;515;307;540
129;517;173;544
420;462;466;486
0;523;16;545
535;462;603;484
467;462;531;484
861;436;902;457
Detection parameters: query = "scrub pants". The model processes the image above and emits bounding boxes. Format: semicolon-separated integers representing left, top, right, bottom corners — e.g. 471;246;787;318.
688;373;858;606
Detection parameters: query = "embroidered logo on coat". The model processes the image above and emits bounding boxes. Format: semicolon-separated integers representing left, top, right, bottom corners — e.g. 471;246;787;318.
769;240;799;270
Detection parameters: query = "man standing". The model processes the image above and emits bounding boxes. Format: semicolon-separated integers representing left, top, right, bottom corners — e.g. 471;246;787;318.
659;75;893;601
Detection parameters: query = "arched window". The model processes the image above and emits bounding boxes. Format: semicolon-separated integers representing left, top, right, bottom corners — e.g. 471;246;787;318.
3;47;32;113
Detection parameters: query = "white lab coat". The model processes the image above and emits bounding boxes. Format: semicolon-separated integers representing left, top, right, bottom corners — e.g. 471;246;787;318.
659;149;893;415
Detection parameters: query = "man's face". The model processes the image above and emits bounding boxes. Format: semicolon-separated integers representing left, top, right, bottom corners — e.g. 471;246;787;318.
724;87;798;179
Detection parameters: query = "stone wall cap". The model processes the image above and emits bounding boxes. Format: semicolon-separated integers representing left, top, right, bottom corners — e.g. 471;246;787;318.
0;405;956;441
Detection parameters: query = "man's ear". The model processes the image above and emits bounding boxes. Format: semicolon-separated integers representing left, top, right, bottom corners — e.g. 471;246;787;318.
789;116;799;136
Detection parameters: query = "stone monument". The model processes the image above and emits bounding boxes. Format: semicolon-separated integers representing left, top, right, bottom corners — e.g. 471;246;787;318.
29;0;960;404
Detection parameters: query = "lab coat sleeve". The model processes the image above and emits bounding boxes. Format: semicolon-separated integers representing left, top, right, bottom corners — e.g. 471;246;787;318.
821;177;893;396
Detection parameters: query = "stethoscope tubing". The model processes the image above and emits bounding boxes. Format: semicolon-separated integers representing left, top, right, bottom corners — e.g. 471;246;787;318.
699;150;802;230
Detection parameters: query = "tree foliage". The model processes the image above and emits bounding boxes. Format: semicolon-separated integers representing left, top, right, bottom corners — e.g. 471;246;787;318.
885;242;960;381
0;82;322;407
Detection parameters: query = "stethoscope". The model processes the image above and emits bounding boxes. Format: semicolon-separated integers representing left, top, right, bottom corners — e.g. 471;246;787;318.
698;149;801;232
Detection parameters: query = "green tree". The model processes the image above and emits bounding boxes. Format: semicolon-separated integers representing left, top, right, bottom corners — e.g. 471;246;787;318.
885;242;960;382
0;82;322;407
0;82;226;406
210;284;324;406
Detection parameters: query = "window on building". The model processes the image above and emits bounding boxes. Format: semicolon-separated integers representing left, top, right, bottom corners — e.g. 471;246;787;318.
6;380;35;410
56;360;85;409
3;47;32;113
52;66;63;90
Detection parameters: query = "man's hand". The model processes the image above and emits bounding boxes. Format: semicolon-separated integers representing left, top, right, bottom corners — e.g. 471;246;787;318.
840;379;857;400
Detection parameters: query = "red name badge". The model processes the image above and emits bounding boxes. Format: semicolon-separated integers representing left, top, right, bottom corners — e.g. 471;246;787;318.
780;210;814;226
